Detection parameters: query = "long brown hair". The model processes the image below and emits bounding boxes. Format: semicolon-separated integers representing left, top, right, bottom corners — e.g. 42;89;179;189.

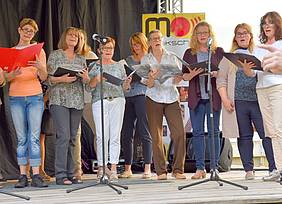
189;21;217;55
230;23;254;53
58;27;81;53
259;11;282;44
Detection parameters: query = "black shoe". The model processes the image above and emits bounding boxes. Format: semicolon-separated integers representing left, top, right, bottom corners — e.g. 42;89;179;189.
0;172;6;182
68;177;83;184
31;174;48;188
15;175;28;188
0;178;6;182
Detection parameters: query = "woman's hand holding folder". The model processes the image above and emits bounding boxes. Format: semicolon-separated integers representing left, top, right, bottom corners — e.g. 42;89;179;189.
77;68;90;83
59;74;77;83
182;67;204;81
238;59;256;77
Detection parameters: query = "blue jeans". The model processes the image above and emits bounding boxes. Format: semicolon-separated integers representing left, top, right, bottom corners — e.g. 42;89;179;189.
10;94;44;167
190;99;221;170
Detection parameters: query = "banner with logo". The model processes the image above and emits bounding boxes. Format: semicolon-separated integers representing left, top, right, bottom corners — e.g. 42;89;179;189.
142;13;205;58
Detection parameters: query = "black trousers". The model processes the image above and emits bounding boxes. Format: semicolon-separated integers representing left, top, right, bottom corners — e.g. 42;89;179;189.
121;95;152;165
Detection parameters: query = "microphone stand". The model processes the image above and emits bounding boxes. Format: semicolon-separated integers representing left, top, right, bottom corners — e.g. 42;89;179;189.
178;42;248;191
66;38;128;195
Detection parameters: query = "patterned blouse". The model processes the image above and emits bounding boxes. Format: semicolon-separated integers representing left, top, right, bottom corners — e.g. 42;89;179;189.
47;49;86;110
88;61;126;103
141;49;180;104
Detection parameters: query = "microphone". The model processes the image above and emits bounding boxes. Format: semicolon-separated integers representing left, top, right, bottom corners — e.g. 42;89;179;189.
92;34;108;43
207;37;213;47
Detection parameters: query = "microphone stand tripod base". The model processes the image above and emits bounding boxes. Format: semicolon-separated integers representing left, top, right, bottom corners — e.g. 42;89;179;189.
178;169;248;190
66;174;128;195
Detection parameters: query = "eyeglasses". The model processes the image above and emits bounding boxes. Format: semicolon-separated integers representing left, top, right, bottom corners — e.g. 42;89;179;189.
102;46;114;51
67;32;79;38
262;22;274;27
150;37;163;42
196;31;209;36
21;28;35;35
236;31;249;37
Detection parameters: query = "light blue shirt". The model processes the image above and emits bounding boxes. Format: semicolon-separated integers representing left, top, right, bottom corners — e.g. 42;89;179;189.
197;51;209;99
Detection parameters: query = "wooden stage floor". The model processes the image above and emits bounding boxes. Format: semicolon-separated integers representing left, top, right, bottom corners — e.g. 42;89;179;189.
1;170;282;204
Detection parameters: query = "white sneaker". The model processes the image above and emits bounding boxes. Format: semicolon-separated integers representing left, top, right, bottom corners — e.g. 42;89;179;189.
262;169;280;182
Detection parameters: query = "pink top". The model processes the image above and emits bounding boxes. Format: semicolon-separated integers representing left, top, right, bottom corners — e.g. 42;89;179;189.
9;49;46;97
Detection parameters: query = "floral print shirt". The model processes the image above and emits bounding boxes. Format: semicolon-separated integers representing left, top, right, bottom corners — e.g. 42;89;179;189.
47;49;86;110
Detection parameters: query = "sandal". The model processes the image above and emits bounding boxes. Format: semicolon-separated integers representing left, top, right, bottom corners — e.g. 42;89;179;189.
118;171;133;179
56;178;72;185
142;172;152;179
39;169;51;181
191;170;206;179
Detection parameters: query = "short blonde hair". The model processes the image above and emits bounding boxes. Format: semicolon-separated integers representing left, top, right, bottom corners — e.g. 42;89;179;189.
19;18;38;33
98;37;115;50
58;27;81;53
105;37;115;47
129;32;148;57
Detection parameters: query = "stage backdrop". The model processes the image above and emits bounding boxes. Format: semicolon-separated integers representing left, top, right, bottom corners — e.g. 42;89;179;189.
0;0;157;179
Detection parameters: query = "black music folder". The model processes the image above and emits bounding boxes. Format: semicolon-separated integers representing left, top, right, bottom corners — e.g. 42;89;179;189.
182;61;219;73
102;72;123;86
124;64;142;83
173;54;218;73
223;52;262;71
53;67;81;77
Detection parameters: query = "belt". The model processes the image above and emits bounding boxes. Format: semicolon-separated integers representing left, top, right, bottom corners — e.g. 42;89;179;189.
104;96;117;101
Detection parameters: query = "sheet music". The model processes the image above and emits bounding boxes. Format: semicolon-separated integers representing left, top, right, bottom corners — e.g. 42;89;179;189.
133;63;182;84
